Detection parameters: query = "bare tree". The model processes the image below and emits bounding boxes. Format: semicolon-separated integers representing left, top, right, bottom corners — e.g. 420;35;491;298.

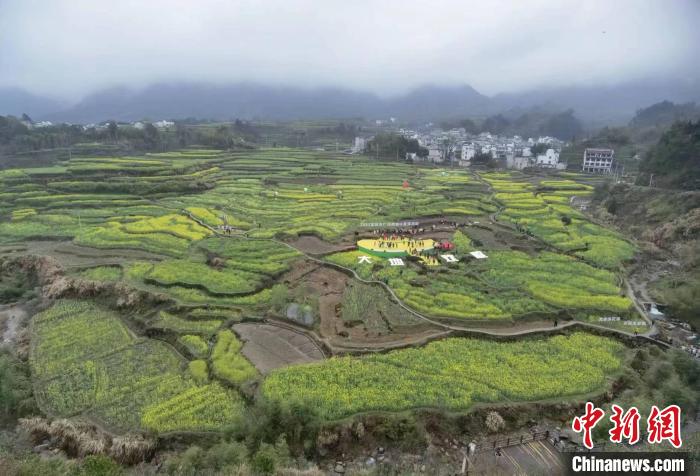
485;411;506;433
439;136;457;166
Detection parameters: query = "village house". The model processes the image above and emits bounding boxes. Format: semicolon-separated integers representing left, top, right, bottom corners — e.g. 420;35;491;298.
153;120;175;130
351;136;366;154
535;148;560;168
427;145;443;163
582;148;615;173
507;155;532;170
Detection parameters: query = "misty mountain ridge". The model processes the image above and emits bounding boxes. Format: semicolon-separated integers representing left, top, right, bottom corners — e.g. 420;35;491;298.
37;83;492;124
0;87;66;118
3;78;699;125
493;77;700;127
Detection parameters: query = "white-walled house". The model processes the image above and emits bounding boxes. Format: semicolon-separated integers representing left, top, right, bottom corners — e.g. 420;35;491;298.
536;148;560;168
461;144;476;162
507;156;532;170
153;120;175;130
428;146;443;163
352;137;366;154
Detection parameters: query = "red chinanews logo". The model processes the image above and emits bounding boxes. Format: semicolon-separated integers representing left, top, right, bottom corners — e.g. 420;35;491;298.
572;402;682;449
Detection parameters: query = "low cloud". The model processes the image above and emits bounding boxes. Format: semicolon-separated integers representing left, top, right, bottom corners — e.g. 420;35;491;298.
1;0;698;100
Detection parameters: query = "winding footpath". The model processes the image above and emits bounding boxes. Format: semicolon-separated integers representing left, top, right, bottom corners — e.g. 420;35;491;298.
183;208;665;352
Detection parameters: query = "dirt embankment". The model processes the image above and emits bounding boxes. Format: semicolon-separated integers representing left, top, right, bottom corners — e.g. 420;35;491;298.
286;235;355;256
7;255;169;311
590;184;700;329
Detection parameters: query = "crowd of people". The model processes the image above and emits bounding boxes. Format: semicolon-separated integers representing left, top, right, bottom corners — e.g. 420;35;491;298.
373;235;428;256
369;220;462;238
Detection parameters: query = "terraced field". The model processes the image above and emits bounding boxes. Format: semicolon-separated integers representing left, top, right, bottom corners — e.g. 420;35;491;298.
30;300;245;432
483;173;636;268
262;332;625;419
326;247;632;321
0;148;645;434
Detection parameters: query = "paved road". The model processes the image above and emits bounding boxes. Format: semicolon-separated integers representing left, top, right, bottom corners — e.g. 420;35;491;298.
472;440;566;475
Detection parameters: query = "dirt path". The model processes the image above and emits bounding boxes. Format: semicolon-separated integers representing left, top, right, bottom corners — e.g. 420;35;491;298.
182;207;668;349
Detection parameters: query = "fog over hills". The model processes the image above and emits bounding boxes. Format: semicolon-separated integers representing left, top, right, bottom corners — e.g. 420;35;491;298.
492;78;700;126
2;78;699;125
0;87;66;118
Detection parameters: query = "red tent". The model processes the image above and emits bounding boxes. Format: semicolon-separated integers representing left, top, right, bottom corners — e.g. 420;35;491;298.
437;241;454;250
402;180;409;189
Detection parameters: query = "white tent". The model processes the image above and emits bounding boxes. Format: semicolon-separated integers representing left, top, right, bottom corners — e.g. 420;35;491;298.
469;251;488;259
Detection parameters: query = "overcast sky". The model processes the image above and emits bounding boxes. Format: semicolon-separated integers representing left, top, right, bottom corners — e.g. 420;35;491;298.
1;0;698;101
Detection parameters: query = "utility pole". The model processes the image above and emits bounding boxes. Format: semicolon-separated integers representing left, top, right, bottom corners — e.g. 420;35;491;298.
649;173;654;188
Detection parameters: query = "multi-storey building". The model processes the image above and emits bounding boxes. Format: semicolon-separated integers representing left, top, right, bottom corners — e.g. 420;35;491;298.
582;148;614;173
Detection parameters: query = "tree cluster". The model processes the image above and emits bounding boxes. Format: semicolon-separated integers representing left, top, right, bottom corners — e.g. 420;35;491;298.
440;109;584;141
365;133;428;160
630;101;700;129
639;120;700;190
0;115;262;167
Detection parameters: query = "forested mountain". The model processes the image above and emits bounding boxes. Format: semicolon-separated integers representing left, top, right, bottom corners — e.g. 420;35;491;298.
441;109;583;141
630;101;700;128
639;120;700;190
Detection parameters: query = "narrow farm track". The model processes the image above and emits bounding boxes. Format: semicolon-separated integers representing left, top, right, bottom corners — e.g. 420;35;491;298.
182;210;665;351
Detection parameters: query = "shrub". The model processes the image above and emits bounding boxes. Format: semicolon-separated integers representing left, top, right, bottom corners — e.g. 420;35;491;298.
75;455;123;476
0;349;36;421
485;411;506;433
270;284;288;313
188;360;208;384
179;335;209;358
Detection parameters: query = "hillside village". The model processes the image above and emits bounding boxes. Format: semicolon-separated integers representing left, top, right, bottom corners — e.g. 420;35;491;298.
352;126;622;175
354;127;566;169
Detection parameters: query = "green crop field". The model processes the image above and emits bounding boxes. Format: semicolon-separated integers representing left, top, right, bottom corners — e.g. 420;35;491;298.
483;174;636;268
262;333;624;419
29;300;245;432
326;247;632;321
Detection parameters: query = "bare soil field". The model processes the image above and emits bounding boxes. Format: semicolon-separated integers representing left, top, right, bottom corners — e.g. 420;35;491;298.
232;322;324;374
286;235;355;255
461;224;542;253
281;259;439;349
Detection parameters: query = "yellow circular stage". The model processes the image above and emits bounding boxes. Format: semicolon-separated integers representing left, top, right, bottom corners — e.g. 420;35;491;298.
357;238;435;257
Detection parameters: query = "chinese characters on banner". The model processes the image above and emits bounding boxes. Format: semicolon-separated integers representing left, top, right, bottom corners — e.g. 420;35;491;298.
572;402;682;449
